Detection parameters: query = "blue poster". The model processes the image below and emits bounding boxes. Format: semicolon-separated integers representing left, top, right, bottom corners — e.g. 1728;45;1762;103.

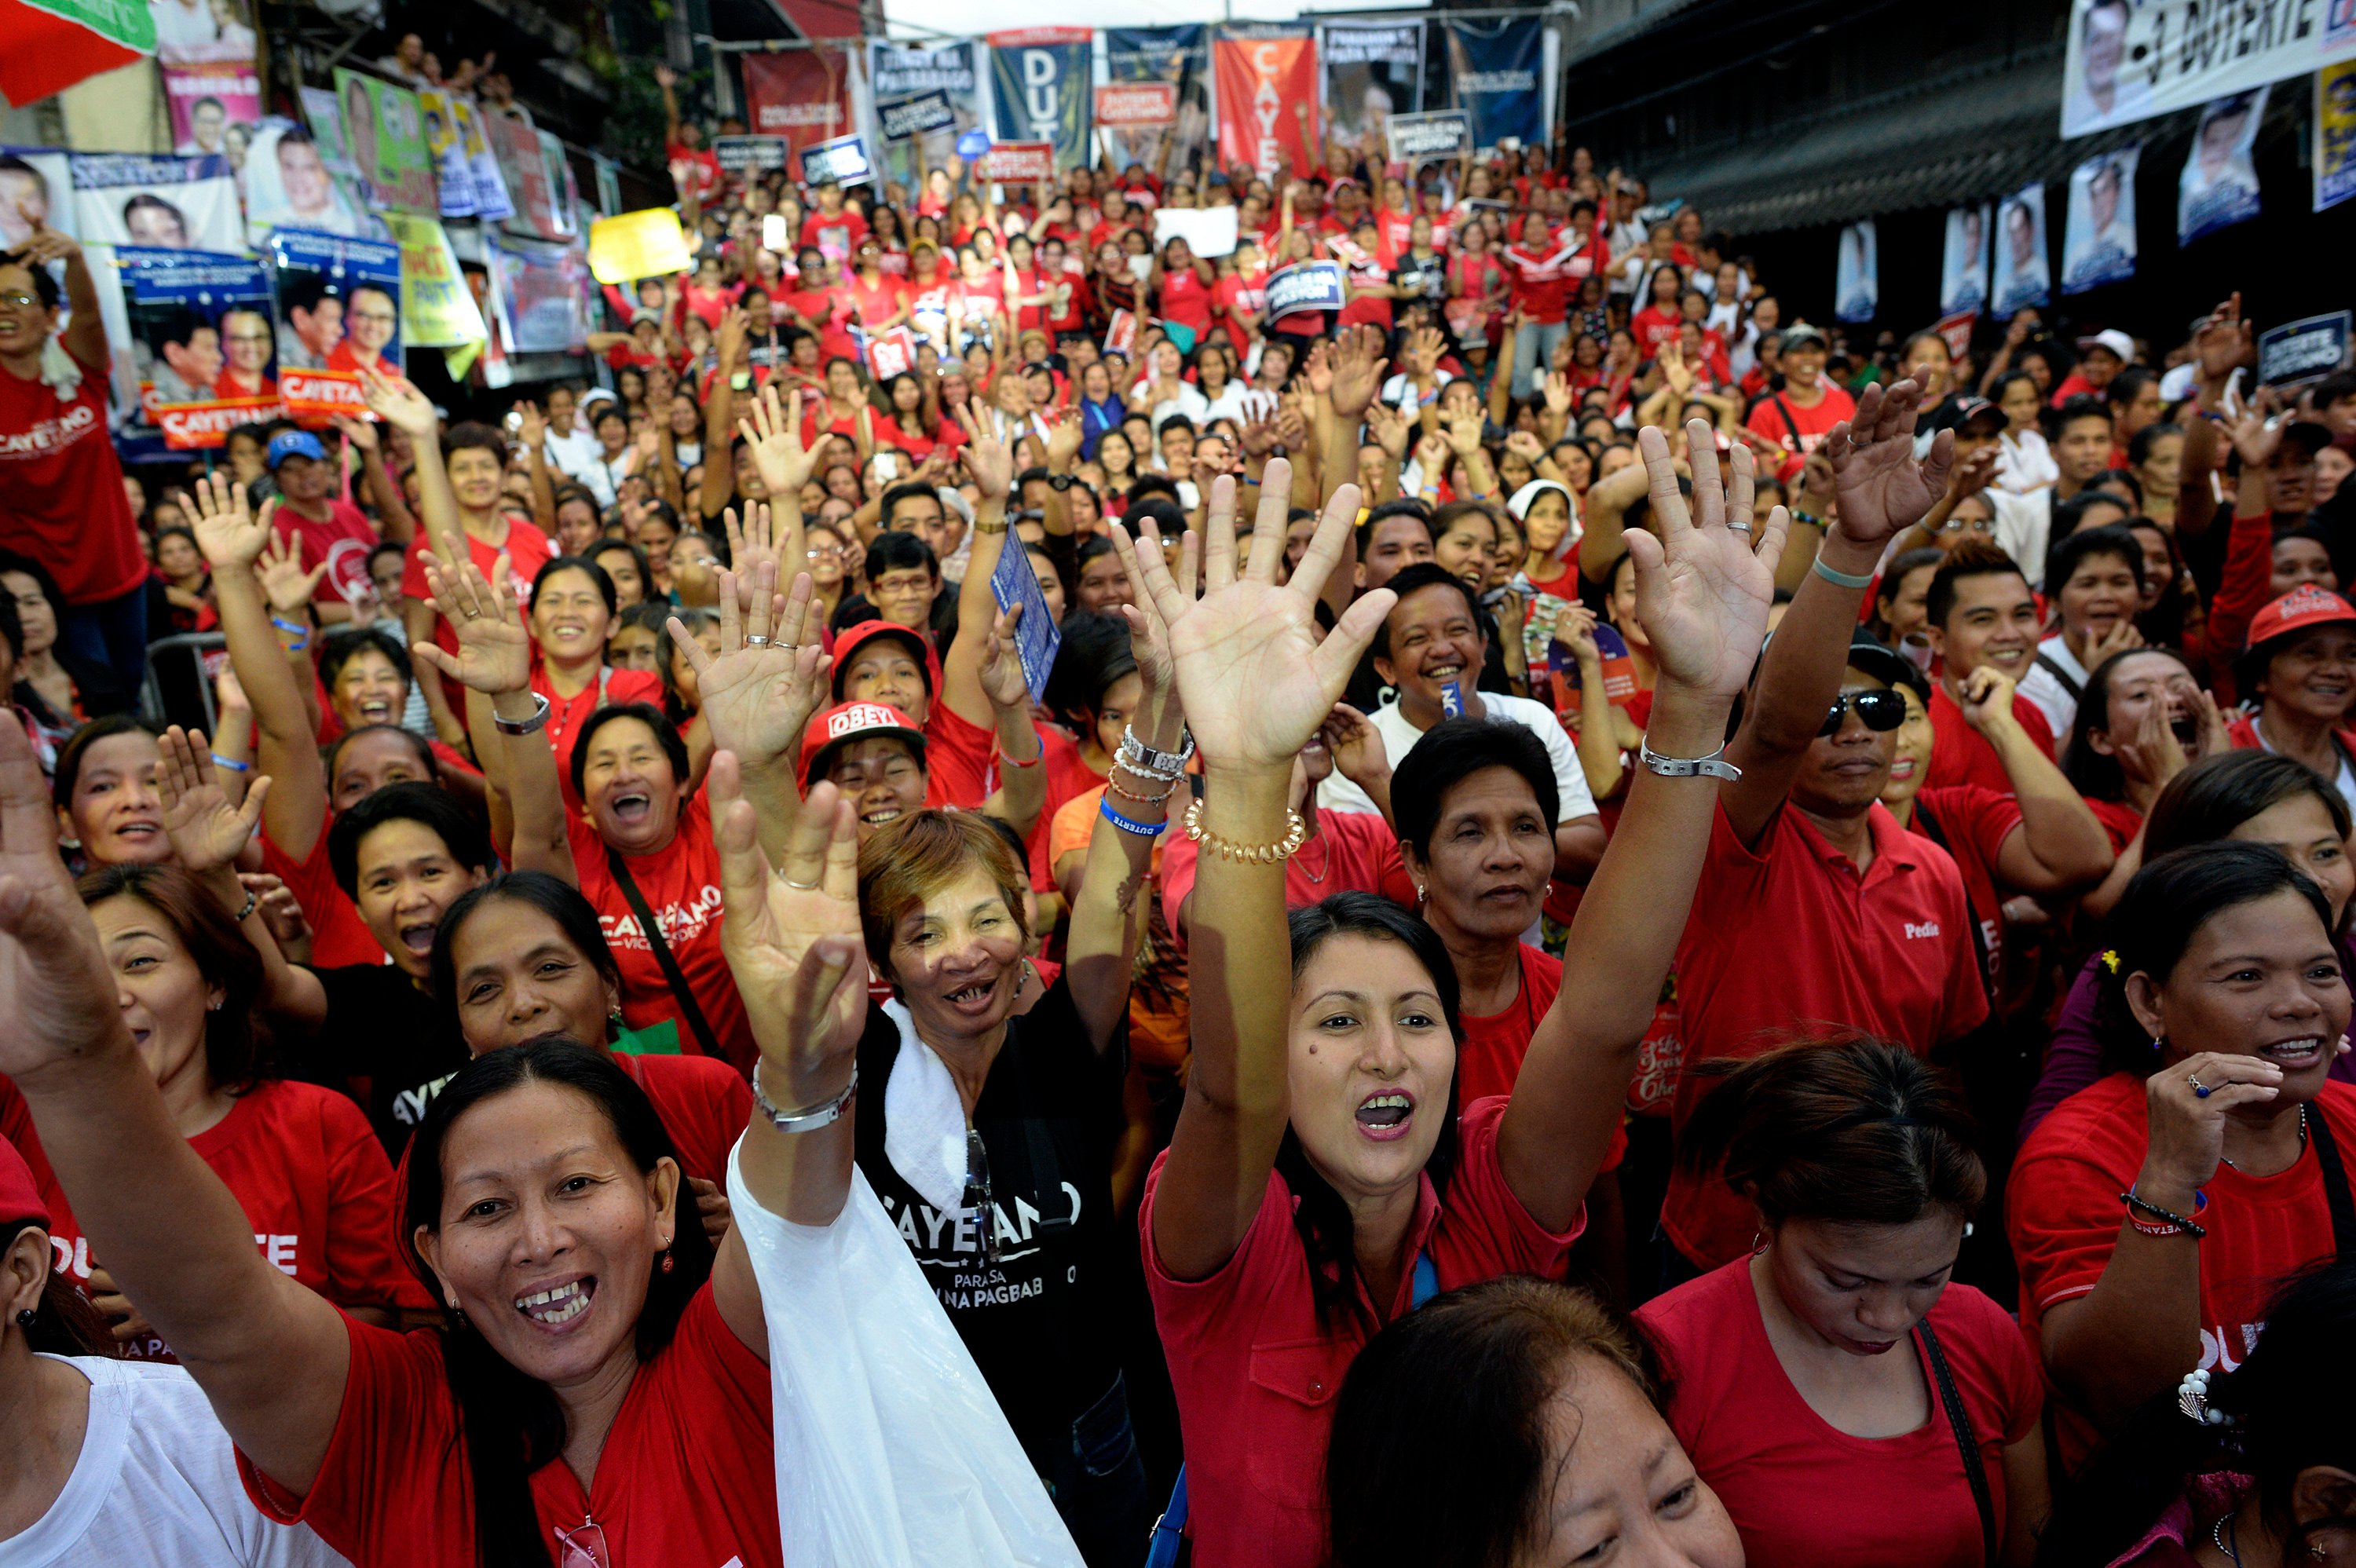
989;527;1062;703
116;247;280;461
1266;260;1344;320
988;29;1093;174
1444;16;1544;152
1103;25;1210;170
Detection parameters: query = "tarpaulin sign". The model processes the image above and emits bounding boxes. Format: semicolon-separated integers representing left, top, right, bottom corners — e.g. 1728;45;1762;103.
880;93;957;142
162;58;260;159
1103;25;1209;172
2320;60;2356;213
1319;22;1422;165
419;88;477;217
2179;88;2266;245
385;212;486;356
1095;83;1176;128
118;247;284;450
589;208;690;285
715;135;791;175
452;99;513;222
1443;16;1544;151
799;133;873;188
978;142;1055;184
1214;27;1318;179
488;234;590;356
2060;144;2139;292
332;68;437;216
269;228;403;422
1266;259;1344;321
987;28;1093;173
2259;312;2353;387
741;47;855;163
2061;0;2356;137
1386;110;1470;165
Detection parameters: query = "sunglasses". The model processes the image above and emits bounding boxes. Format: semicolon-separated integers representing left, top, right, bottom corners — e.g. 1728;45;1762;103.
1819;689;1908;737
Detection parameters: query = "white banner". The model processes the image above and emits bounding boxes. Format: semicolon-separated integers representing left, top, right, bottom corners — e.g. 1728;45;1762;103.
2059;0;2347;137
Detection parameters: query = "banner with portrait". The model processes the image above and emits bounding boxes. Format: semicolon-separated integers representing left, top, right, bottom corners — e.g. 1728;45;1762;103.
331;68;437;217
2060;0;2356;137
162;57;260;162
384;212;488;375
242;118;375;247
295;86;356;173
1835;219;1877;323
1990;182;2051;318
867;40;982;186
2179;88;2266;243
148;0;256;64
119;247;280;452
1103;25;1210;173
70;152;242;250
1443;16;1545;152
741;48;857;166
1319;23;1424;170
988;29;1093;176
0;148;74;251
484;112;565;242
486;233;590;355
2062;144;2140;291
416;90;477;218
1214;27;1318;180
1938;204;1990;316
453;101;514;223
268;228;403;422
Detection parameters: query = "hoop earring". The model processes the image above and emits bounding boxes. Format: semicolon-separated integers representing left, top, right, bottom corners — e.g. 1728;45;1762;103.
1750;1230;1769;1257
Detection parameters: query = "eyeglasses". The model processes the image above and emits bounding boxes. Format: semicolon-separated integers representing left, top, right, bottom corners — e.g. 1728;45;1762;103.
1932;514;1996;535
554;1519;609;1568
963;1128;1000;1265
0;291;38;309
1819;689;1909;737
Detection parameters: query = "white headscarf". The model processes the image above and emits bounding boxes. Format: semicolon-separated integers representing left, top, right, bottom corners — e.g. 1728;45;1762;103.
1505;478;1582;558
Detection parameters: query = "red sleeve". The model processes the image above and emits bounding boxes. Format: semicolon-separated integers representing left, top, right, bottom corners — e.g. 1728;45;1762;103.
1937;783;2028;867
1935;868;1992;1045
2012;696;2056;760
2207;508;2277;682
316;1089;437;1313
2003;1090;2136;1317
609;667;666;709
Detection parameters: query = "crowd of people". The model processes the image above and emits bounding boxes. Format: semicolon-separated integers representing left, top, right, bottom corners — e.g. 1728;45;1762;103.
4;104;2356;1568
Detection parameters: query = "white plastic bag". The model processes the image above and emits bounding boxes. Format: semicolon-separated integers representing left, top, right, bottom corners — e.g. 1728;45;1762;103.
728;1144;1086;1568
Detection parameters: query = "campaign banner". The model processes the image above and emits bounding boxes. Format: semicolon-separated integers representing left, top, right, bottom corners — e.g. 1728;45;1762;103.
1387;109;1471;165
867;39;982;185
242;119;376;247
2060;0;2356;137
417;89;477;218
989;28;1093;174
799;133;873;188
1266;259;1344;321
1103;25;1209;172
162;58;260;159
2259;310;2352;387
296;86;355;173
2321;61;2356;211
714;135;792;174
1152;206;1237;259
487;234;590;356
384;212;487;377
1215;27;1318;180
978;142;1055;184
1835;220;1878;323
880;93;957;142
1991;182;2051;318
1938;204;1990;316
485;113;566;242
1319;22;1423;167
742;48;857;163
1095;83;1176;128
149;0;253;65
0;148;74;250
70;152;243;250
452;100;514;223
269;228;403;422
332;68;436;217
118;247;281;451
2179;88;2266;243
2062;144;2140;292
1103;307;1137;356
1444;16;1544;152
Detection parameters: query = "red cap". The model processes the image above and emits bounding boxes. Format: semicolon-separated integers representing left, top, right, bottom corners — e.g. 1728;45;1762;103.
800;700;928;788
2246;584;2356;652
0;1132;48;1232
829;619;942;704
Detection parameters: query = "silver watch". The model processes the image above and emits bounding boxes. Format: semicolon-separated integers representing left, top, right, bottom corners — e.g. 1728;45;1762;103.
752;1061;858;1134
492;691;552;736
1638;740;1742;783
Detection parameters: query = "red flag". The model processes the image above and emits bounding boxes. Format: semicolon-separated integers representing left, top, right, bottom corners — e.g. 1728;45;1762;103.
1213;31;1317;180
740;48;855;163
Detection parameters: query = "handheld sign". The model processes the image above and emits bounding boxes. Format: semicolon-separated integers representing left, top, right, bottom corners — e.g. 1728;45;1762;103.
880;92;957;143
588;208;691;285
2259;312;2353;388
1266;261;1345;322
978;142;1055;184
798;133;873;188
989;529;1062;704
1095;82;1177;128
956;126;993;160
1385;110;1472;165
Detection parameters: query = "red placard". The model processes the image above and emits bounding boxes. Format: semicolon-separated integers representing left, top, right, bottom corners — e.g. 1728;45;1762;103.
1214;31;1317;180
1935;310;1977;358
157;394;289;451
865;327;917;380
740;48;856;162
279;368;370;422
979;142;1055;183
1094;82;1176;128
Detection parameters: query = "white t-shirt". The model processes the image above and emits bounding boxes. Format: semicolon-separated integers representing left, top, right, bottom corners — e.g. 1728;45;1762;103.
2018;634;2090;742
1996;429;2061;495
0;1355;350;1568
540;425;606;488
1320;690;1601;826
1991;488;2054;587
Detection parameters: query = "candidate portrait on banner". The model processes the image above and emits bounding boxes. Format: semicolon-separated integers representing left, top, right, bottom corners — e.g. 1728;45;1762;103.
2062;145;2139;292
1939;204;1989;316
1992;183;2051;317
2179;90;2266;244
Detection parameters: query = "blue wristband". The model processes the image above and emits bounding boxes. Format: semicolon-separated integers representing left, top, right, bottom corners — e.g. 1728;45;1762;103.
209;753;251;773
1811;554;1876;590
1099;797;1165;838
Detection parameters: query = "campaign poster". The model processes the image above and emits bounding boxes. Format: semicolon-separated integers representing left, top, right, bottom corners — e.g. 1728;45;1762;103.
297;86;356;174
1938;204;1990;316
1319;23;1423;169
988;29;1093;176
2062;144;2140;292
2259;311;2354;388
976;143;1054;185
0;148;74;250
1835;220;1877;323
799;133;873;189
332;68;437;217
242;119;375;246
867;40;981;185
486;234;589;355
417;89;477;218
879;94;957;144
1103;25;1210;173
148;0;256;64
1387;110;1471;167
1444;16;1544;152
2321;61;2356;212
1214;27;1319;180
714;135;792;175
453;100;514;223
163;58;261;161
485;112;562;242
1267;259;1344;320
741;49;856;166
2059;0;2356;137
70;152;243;250
120;247;281;451
383;213;487;375
268;228;402;422
2179;88;2266;243
1990;182;2051;318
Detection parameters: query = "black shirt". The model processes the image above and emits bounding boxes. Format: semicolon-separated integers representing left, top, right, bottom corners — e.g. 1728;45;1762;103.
280;964;469;1157
853;978;1131;1478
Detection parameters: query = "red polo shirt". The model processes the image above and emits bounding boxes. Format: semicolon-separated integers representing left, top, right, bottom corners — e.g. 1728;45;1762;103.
1141;1096;1580;1568
1922;682;2054;793
1909;784;2023;993
1664;800;1987;1268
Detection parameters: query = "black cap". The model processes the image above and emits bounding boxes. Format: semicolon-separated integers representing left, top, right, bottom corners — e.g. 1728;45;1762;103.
1953;395;2007;432
1780;323;1829;350
1847;629;1925;698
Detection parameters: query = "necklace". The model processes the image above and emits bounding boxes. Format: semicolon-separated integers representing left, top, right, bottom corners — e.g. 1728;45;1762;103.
2213;1511;2242;1566
1297;826;1330;885
2218;1103;2307;1172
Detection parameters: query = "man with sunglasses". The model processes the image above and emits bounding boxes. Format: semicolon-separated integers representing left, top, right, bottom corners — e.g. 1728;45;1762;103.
1657;383;1990;1281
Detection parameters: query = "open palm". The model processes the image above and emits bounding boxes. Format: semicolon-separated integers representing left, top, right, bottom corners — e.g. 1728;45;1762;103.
413;551;532;696
0;715;122;1077
1626;421;1788;700
156;726;269;875
737;385;818;499
681;563;829;773
188;471;270;572
1825;379;1955;546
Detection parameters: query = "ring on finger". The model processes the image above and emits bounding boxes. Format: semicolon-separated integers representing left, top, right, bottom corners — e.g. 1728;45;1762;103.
1728;521;1752;533
744;634;771;648
779;872;821;890
2190;1073;2211;1098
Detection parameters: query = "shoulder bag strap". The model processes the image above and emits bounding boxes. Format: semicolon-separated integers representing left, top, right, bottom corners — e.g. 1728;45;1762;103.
1769;395;1803;455
2303;1101;2356;1259
603;847;723;1061
1916;1317;1998;1567
2032;652;2084;702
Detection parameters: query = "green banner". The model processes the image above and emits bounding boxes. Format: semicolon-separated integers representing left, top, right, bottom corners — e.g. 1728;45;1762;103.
332;68;436;216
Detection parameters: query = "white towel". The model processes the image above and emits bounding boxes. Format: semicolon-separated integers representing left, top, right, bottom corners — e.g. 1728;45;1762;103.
38;334;82;402
880;998;969;1214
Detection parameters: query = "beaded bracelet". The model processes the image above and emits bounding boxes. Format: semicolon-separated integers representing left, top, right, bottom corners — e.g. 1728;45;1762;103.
1104;768;1176;807
1182;796;1308;863
1000;747;1044;769
2120;1186;2208;1239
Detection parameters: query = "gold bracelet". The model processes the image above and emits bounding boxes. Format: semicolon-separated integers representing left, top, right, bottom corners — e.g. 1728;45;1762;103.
1104;768;1176;806
972;520;1010;535
1183;796;1307;863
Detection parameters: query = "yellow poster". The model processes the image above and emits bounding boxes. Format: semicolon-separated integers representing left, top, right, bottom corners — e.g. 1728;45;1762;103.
2319;62;2356;214
383;212;488;377
588;207;691;285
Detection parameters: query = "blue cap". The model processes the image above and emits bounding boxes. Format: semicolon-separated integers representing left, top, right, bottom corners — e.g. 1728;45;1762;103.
266;429;327;468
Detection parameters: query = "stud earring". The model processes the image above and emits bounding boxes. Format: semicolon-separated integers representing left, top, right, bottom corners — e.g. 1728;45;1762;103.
13;1308;32;1329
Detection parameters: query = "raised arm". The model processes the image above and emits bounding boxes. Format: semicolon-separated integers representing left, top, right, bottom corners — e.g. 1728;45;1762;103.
17;221;104;369
940;405;1019;732
1500;425;1788;1229
675;556;830;864
1957;666;2116;894
1145;463;1394;1281
331;415;417;543
699;309;751;524
1570;451;1655;590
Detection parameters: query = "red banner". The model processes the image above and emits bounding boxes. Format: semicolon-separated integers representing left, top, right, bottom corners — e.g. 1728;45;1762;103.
978;142;1055;184
157;395;287;451
1213;31;1317;180
741;49;855;162
279;368;370;423
1095;82;1176;128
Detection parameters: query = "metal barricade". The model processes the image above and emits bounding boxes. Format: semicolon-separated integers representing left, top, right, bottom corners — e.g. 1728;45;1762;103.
140;632;227;736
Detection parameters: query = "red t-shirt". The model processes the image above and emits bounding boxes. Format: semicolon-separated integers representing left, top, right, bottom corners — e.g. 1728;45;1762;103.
1158;265;1214;335
240;1288;779;1567
667;141;721;202
0;1075;432;1351
2010;1075;2356;1467
1213;270;1268;356
1640;1259;2042;1568
1160;806;1405;942
1666;801;1988;1268
778;288;860;363
568;793;755;1074
1922;684;2056;793
1747;385;1860;479
920;699;999;812
2087;795;2144;853
618;1052;752;1186
532;661;667;812
1911;783;2024;992
1142;1096;1582;1568
799;207;869;262
0;345;146;605
846;272;909;334
399;519;554;661
1453;941;1629;1171
273;496;381;608
1504;236;1606;326
262;824;386;970
1631;305;1685;357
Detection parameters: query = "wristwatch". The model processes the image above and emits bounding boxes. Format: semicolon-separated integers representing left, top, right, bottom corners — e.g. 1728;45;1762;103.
1043;473;1074;492
492;692;552;736
1638;740;1742;783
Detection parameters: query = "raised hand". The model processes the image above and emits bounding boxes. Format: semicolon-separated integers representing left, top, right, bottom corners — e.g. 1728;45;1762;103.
1106;517;1197;718
330;415;379;453
188;471;273;572
156;726;269;876
1557;601;1602;663
1625;418;1790;701
975;603;1032;711
1824;379;1955;547
957;402;1015;500
254;531;327;616
412;550;532;696
721;503;782;588
2193;293;2253;389
1945;442;2001;501
1045;405;1084;470
1124;459;1391;773
1364;400;1411;462
1505;429;1547;463
1957;666;2020;731
357;364;437;437
1317;702;1388;786
13;214;81;269
737;383;817;499
1542;371;1574;417
1302;341;1334;400
0;714;123;1079
1443;409;1487;458
680;561;829;773
716;305;750;370
513;400;548;451
1328;323;1389;422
